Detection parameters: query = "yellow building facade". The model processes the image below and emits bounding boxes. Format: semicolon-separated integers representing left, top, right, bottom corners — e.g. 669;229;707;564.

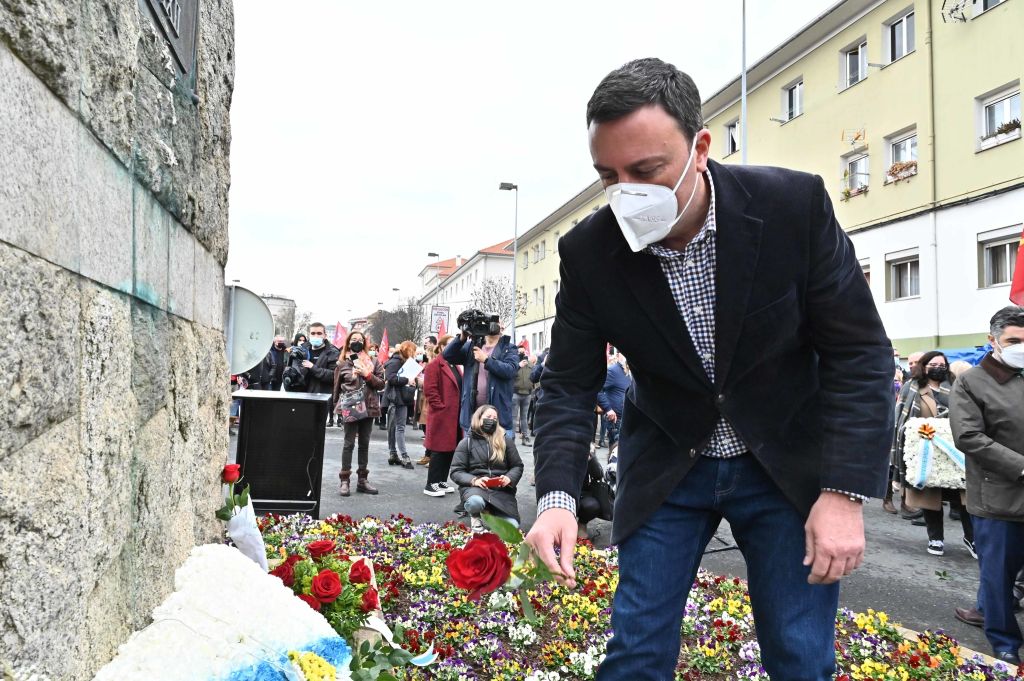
704;0;1022;353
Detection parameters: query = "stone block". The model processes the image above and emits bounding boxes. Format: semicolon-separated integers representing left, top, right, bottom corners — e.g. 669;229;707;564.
168;221;196;320
0;243;81;459
193;245;225;331
78;126;134;294
79;0;141;165
133;186;170;308
131;301;171;422
0;42;80;273
0;0;83;106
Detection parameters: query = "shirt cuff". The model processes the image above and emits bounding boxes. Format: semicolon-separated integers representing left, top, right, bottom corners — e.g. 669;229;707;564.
821;487;869;503
537;491;577;517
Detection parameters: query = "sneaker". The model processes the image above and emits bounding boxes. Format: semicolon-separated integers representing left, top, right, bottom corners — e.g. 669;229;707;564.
927;540;945;556
470;517;485;533
963;537;978;559
439;482;456;494
423;483;445;498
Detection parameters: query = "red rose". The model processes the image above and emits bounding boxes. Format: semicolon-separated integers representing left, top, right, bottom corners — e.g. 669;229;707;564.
349;559;372;585
307;540;337;560
297;594;321;611
285;554;302;566
360;586;380;613
222;464;241;484
311;569;342;603
269;561;295;588
445;533;512;601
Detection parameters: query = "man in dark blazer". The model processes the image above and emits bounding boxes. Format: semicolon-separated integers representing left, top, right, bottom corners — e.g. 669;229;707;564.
525;58;894;681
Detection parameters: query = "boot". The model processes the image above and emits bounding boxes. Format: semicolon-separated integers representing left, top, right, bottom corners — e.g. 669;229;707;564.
399;453;414;470
356;470;378;495
339;470;351;497
882;486;897;514
388;452;401;466
326;416;335;428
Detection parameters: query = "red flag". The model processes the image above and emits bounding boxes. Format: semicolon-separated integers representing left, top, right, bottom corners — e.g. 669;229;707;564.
332;322;348;349
437;318;447;337
518;337;531;356
379;328;390;358
1010;228;1024;305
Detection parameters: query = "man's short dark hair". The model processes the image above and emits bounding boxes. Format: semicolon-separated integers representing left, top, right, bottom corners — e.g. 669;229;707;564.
587;58;703;142
309;322;325;330
426;335;437;344
990;305;1024;338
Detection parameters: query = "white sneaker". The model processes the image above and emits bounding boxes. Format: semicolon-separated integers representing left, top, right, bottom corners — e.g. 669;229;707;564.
470;517;485;533
927;540;945;556
439;482;456;494
423;483;445;497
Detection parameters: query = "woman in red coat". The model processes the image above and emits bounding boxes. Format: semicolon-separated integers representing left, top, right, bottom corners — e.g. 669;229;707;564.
422;334;462;497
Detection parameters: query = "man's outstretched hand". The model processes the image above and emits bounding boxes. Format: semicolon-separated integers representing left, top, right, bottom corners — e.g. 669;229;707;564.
525;508;578;589
803;491;865;585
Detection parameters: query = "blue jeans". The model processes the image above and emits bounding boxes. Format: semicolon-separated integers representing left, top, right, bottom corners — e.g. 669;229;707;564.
973;516;1024;655
464;495;519;528
387;404;408;456
598;454;840;681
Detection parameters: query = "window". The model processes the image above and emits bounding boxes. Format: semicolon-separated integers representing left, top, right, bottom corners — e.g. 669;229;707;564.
554;231;560;245
553;278;560;294
844;41;868;88
891;134;917;164
983;91;1021;139
540;240;546;260
532;288;538;306
981;0;1005;11
785;81;803;120
844;153;869;196
539;285;546;309
888;256;920;300
888;12;915;61
885;130;918;182
725;120;740;155
983;239;1018;286
862;264;871;286
522;253;529;269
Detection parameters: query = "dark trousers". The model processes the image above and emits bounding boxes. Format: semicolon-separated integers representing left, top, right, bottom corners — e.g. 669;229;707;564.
974;516;1024;655
342;418;373;471
427;450;454;486
599;454;839;681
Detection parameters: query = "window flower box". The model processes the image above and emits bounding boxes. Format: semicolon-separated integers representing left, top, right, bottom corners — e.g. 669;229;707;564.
886;161;918;184
979;118;1021;150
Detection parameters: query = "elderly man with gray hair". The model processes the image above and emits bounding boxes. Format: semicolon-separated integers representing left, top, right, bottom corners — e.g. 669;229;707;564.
950;305;1024;666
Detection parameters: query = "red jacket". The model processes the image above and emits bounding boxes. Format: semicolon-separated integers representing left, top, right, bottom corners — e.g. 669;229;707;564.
423;355;462;452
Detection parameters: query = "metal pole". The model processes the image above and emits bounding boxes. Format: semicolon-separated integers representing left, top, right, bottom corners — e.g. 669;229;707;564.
741;0;748;165
226;280;239;372
511;187;519;339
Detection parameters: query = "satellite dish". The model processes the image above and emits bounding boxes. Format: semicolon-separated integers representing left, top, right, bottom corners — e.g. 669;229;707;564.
226;285;275;375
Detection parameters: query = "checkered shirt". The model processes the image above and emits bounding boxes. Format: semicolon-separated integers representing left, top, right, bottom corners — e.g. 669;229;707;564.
537;171;865;518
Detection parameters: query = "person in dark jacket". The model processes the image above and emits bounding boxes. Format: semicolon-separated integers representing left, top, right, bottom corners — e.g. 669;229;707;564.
332;331;386;496
512;348;536;446
442;324;519;439
384;340;418;469
450;404;525;532
597;355;631;450
266;335;287;391
423;334;461;497
301;323;340;396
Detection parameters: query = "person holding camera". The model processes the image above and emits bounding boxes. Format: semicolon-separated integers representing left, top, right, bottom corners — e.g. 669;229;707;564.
384;340;418;469
333;331;386;496
442;311;520;441
299;323;339;396
449;404;524;533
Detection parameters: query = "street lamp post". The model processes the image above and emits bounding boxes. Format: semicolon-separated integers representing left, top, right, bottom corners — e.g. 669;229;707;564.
426;252;440;334
499;182;518;339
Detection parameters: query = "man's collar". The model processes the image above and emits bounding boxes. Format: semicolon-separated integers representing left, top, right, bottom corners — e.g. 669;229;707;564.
980;352;1022;384
645;169;716;258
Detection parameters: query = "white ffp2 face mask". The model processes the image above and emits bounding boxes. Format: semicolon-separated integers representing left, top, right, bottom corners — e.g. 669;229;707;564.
605;139;701;252
995;339;1024;369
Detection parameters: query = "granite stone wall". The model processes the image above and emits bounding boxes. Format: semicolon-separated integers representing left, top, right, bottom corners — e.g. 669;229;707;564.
0;2;234;678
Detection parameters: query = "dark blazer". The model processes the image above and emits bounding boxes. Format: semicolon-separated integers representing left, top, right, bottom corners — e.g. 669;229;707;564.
423;355;462;452
533;161;895;544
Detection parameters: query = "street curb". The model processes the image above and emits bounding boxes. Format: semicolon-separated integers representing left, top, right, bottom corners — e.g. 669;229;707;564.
895;625;1019;673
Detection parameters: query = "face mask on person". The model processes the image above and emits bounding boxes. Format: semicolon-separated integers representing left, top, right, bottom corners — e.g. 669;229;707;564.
350;340;364;353
481;418;498;434
995;339;1024;369
605;137;701;252
274;342;285;350
926;366;948;382
310;337;324;348
416;353;425;362
369;350;377;358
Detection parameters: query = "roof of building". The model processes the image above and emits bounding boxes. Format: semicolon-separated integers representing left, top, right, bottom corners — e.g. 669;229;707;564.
477;239;514;256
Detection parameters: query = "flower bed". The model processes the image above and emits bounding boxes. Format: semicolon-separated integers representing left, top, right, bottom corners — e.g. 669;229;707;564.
260;514;1023;681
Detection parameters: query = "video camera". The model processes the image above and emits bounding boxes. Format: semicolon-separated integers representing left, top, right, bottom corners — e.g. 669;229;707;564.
281;346;308;391
457;309;501;346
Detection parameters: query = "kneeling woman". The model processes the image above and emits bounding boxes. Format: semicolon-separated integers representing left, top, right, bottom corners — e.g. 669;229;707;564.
450;404;524;532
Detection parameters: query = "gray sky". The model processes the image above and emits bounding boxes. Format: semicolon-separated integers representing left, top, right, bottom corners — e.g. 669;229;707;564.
225;0;837;327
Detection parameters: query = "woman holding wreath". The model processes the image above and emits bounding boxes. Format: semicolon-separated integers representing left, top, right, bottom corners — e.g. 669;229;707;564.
333;331;386;496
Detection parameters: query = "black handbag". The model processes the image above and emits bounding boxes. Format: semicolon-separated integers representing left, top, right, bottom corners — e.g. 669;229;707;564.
590;478;615;521
399;384;416;405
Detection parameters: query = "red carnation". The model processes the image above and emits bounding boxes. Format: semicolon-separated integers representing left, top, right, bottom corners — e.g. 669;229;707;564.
445;533;512;601
311;569;342;603
349;559;372;585
297;594;321;611
361;586;380;613
269;561;295;588
307;540;337;560
221;464;241;484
